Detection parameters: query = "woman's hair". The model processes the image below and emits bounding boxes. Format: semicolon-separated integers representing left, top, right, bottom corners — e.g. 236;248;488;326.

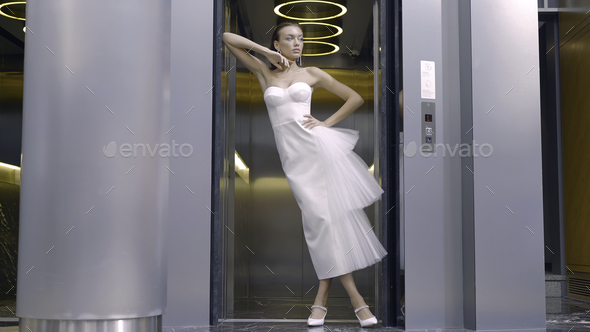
268;21;304;70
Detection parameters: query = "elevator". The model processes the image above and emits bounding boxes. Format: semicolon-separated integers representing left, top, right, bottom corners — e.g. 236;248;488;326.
213;0;403;324
209;0;544;329
5;0;553;330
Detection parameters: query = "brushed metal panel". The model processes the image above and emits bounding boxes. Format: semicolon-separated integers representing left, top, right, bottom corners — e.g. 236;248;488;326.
402;0;465;328
166;0;214;326
471;0;546;329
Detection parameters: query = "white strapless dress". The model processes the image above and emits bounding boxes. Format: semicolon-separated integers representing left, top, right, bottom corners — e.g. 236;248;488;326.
263;81;388;280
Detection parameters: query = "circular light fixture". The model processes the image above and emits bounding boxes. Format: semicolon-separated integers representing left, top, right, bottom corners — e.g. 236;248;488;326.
0;2;26;21
301;41;339;56
274;1;347;21
299;22;343;40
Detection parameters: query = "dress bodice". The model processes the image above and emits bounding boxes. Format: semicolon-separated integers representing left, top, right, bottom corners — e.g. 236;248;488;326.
263;82;313;127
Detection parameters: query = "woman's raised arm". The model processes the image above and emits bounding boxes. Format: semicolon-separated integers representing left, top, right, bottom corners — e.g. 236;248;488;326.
222;32;289;74
222;32;267;75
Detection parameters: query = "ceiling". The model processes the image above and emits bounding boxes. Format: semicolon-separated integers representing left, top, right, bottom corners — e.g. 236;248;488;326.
0;2;25;56
236;0;374;64
0;0;374;60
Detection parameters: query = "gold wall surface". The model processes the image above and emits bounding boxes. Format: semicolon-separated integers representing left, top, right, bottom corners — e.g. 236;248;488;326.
560;0;590;276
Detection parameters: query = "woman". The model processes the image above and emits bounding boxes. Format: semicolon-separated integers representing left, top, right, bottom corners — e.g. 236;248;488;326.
222;21;387;327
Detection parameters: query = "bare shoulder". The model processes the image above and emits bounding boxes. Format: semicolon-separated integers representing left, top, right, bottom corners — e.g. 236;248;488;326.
306;66;324;79
306;66;332;89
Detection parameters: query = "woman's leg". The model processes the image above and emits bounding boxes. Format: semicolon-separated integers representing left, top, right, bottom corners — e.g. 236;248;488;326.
310;278;332;318
338;272;375;320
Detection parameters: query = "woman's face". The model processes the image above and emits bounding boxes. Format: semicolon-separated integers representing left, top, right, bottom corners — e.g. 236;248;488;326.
275;26;303;60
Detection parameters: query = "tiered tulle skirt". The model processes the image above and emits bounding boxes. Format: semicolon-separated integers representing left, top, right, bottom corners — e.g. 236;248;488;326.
310;125;388;278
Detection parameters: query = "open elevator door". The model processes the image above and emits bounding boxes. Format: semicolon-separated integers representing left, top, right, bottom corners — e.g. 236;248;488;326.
210;0;403;327
377;0;403;328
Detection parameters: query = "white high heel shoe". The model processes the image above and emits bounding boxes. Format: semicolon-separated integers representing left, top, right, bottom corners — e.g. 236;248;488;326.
354;305;378;327
307;305;327;326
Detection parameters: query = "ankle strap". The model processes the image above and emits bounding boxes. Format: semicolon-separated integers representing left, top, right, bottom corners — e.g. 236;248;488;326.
354;305;369;313
311;305;327;312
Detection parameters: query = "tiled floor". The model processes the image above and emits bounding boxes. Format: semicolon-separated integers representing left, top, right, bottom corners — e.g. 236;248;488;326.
158;297;590;331
1;297;589;331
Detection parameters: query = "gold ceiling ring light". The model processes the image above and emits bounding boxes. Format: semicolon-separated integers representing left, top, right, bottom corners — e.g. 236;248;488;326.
0;2;25;20
0;2;27;32
300;40;339;56
298;22;343;40
274;1;346;57
274;0;347;21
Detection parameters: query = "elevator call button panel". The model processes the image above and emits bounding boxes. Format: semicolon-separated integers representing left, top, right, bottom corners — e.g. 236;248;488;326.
421;101;435;152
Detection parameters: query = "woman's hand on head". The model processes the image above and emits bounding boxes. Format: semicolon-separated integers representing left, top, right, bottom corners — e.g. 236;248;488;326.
302;114;327;130
266;49;290;69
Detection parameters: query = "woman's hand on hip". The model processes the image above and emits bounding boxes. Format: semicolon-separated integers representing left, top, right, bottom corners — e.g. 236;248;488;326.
302;114;327;130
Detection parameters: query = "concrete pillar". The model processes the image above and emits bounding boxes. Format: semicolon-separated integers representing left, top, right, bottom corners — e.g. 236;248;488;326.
16;1;170;331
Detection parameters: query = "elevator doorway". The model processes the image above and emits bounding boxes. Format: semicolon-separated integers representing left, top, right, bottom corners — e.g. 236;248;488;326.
212;0;402;325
